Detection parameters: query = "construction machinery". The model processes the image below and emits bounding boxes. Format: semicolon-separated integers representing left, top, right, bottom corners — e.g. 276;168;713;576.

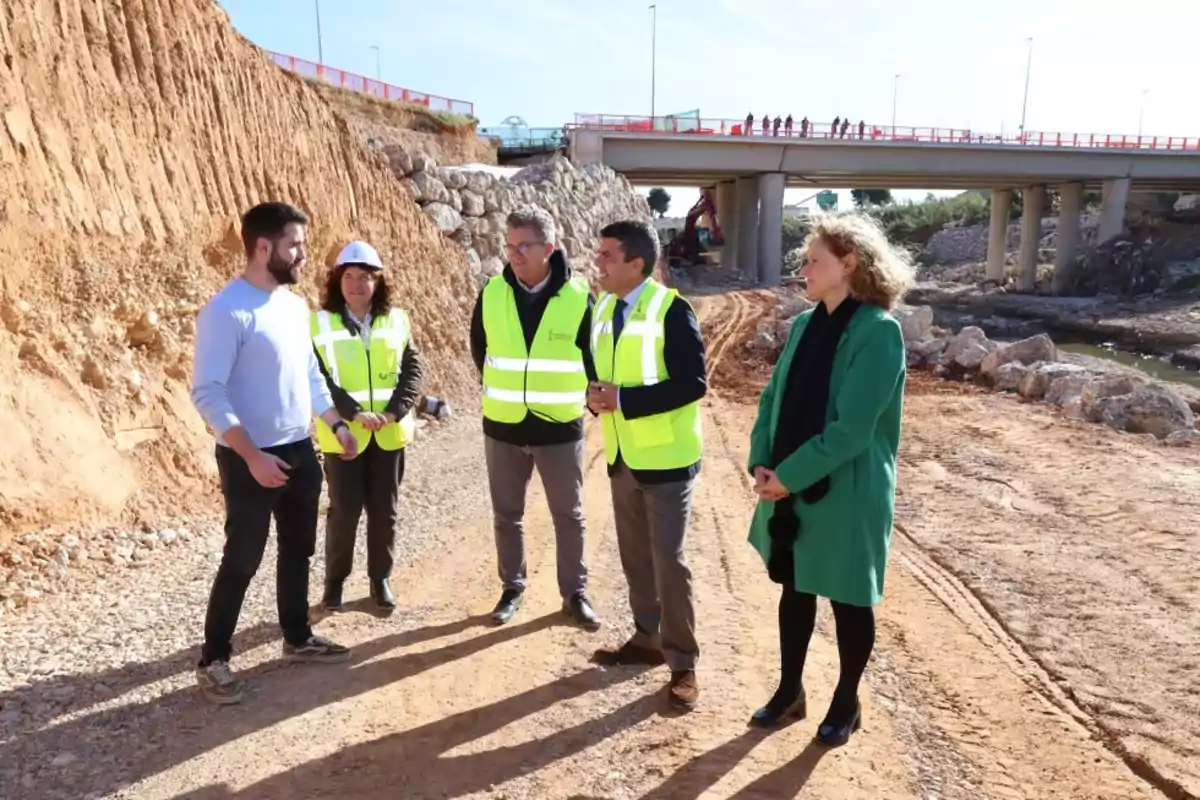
662;187;723;268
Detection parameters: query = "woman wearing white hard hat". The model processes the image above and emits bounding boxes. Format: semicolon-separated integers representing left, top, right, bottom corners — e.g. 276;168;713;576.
310;240;423;612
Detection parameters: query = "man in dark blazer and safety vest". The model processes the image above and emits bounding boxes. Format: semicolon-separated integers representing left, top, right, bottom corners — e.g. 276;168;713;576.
470;205;602;630
587;219;708;712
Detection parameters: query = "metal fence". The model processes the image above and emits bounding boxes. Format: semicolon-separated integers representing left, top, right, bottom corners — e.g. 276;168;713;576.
570;114;1200;151
266;51;474;117
478;125;565;149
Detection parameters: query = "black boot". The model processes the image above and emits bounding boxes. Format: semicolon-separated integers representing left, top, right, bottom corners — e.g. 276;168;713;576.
491;589;523;625
322;582;343;611
815;697;862;747
371;579;396;611
749;683;806;728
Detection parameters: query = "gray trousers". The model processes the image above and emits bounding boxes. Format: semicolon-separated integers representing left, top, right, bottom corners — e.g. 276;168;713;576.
484;436;587;600
611;464;699;671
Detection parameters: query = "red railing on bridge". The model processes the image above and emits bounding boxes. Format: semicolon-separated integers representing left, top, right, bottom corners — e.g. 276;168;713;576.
569;114;1200;152
266;51;474;117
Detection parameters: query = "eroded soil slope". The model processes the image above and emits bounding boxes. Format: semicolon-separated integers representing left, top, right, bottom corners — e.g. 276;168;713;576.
311;82;498;166
0;0;474;541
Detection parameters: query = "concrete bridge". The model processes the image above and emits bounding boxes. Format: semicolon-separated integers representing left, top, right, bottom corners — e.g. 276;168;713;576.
566;118;1200;292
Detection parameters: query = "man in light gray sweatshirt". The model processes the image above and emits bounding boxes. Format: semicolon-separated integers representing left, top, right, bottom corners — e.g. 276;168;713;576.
190;202;359;705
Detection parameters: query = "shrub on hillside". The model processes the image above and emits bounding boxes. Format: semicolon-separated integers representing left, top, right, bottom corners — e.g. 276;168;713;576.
871;193;990;244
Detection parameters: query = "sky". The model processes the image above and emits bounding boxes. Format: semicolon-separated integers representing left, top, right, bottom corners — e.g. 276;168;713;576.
216;0;1197;214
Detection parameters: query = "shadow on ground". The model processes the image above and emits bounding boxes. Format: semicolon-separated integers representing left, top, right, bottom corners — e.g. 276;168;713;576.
1;612;578;798
168;665;656;799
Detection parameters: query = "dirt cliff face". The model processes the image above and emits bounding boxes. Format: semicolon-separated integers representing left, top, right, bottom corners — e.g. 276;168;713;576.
0;0;474;542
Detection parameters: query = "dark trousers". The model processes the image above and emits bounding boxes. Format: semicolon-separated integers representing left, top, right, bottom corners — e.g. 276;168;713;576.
323;440;405;585
778;584;876;716
200;439;323;665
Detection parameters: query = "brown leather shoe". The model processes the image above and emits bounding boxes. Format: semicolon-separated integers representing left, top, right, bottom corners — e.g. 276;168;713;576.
669;670;699;710
591;640;666;667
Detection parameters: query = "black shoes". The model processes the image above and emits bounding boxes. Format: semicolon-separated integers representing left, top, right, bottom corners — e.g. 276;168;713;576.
371;579;396;611
323;580;395;612
322;582;343;611
491;589;524;625
815;698;862;747
749;684;807;728
563;592;601;631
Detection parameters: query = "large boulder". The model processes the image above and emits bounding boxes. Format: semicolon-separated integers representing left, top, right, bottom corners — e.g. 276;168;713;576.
1018;362;1090;400
1122;385;1195;438
410;170;450;204
980;333;1057;382
939;326;988;366
411;152;438;173
994;362;1029;392
422;202;462;233
382;144;413;177
907;337;948;367
1084;381;1195;439
461;190;486;218
893;304;934;343
1045;372;1093;407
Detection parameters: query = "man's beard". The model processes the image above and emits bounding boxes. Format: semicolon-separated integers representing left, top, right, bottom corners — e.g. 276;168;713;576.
267;247;301;285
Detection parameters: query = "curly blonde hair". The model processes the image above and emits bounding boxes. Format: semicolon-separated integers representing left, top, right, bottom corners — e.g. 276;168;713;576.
803;212;915;310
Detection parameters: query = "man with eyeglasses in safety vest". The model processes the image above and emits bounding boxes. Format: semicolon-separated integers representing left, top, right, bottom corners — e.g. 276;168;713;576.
470;205;602;631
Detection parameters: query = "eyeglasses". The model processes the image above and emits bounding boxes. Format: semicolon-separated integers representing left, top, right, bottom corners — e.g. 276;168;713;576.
504;241;547;255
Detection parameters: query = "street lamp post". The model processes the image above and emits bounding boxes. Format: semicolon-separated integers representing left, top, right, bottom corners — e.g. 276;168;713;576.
891;73;900;134
1019;37;1032;138
370;45;381;81
314;0;324;65
1137;89;1149;139
649;4;657;122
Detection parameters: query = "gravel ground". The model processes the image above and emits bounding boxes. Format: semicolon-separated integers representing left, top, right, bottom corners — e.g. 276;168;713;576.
0;405;490;798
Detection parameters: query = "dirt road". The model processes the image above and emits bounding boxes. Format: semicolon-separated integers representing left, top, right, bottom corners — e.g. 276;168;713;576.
1;291;1195;799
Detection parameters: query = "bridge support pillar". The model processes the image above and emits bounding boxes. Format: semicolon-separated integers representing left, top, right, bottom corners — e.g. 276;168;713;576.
1052;182;1083;295
1016;186;1045;292
736;176;759;281
757;173;786;286
716;181;737;272
1098;177;1130;243
985;189;1011;282
567;130;602;167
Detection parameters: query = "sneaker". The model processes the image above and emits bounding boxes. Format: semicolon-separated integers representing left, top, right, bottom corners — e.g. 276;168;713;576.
196;660;244;705
491;589;524;625
563;592;602;631
283;634;351;663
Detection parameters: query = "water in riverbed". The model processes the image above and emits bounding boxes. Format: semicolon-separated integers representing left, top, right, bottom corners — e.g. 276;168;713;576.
1056;341;1200;389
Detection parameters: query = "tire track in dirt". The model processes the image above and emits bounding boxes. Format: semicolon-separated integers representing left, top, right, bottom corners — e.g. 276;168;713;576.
894;522;1196;800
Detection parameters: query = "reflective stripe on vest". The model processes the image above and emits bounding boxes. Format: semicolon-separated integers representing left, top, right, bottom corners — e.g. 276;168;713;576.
592;280;702;470
310;308;416;453
481;274;589;423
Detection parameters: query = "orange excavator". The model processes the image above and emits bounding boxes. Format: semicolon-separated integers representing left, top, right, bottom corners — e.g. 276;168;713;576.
663;187;723;268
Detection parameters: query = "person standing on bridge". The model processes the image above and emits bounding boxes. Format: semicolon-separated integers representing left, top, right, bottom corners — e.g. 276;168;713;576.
190;202;357;705
745;213;911;745
587;220;708;712
471;205;602;631
311;240;424;614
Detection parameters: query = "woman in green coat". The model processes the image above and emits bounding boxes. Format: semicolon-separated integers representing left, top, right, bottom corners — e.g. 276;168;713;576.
746;212;912;746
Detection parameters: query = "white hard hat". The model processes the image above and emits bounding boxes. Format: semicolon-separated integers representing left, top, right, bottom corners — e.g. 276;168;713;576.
334;240;384;270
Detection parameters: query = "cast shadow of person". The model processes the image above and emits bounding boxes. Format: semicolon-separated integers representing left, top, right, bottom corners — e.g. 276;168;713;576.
0;612;561;799
167;664;659;799
636;729;830;799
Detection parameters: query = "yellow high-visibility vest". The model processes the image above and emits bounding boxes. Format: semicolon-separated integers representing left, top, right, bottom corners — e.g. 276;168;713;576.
310;308;416;453
481;274;589;423
592;279;702;470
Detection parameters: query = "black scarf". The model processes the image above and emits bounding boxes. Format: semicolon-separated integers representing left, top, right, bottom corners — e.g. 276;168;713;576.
765;296;862;583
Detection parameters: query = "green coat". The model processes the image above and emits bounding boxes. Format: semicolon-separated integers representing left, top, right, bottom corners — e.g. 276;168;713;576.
746;303;906;607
